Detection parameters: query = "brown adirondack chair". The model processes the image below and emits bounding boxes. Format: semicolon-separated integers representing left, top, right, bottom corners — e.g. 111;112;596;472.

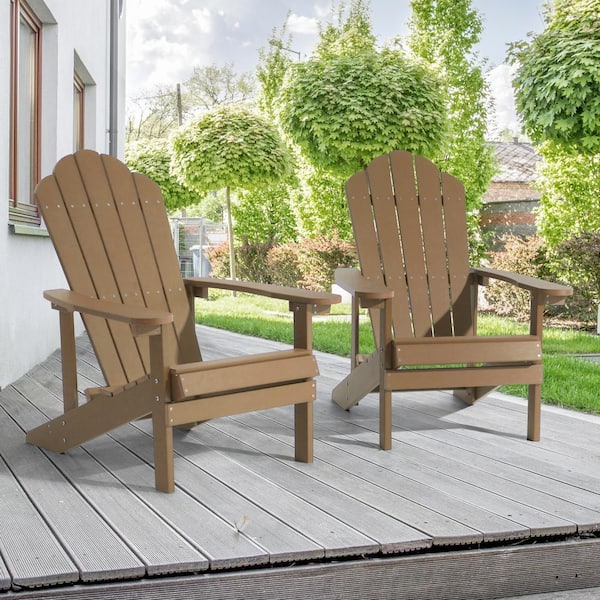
332;151;572;449
26;150;340;492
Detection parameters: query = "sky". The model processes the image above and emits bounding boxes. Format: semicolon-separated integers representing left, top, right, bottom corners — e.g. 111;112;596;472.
125;0;547;135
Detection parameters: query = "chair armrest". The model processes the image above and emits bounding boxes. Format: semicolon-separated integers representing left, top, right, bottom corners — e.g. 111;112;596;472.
184;277;341;312
335;268;394;308
471;267;572;305
44;289;174;332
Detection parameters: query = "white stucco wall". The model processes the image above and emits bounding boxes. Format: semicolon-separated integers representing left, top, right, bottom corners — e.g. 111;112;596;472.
0;0;126;389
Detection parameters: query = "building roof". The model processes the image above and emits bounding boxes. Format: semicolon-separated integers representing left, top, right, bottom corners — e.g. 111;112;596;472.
490;141;540;183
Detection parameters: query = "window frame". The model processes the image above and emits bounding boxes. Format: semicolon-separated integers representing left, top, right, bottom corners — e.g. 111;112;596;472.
9;0;42;208
73;72;85;151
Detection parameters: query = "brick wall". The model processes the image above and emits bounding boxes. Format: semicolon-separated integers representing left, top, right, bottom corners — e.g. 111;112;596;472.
481;182;540;249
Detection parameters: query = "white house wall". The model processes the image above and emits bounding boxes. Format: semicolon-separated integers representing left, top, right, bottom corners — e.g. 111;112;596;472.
0;0;125;389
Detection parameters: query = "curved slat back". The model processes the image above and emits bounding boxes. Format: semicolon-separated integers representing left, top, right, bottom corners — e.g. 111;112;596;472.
347;151;473;343
35;150;201;387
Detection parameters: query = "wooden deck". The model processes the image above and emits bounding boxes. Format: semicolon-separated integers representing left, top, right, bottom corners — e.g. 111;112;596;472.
2;325;600;599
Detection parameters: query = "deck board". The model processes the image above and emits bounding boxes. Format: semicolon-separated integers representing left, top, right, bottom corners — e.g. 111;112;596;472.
1;324;600;597
0;393;145;583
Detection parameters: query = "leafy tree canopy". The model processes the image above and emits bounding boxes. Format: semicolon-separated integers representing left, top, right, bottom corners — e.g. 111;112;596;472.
510;0;600;154
536;141;600;247
125;138;197;211
170;104;295;194
277;49;446;178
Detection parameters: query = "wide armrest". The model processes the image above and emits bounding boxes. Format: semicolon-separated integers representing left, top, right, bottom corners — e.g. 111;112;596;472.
471;267;572;304
184;277;341;308
335;268;394;306
44;289;174;328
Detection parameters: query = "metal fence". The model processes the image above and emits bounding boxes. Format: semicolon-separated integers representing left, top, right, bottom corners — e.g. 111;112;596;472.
169;217;227;277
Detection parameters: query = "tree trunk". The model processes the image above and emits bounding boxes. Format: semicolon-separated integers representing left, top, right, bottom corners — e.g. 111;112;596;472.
225;187;236;292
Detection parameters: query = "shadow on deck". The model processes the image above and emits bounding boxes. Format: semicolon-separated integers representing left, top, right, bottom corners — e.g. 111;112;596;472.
1;325;600;599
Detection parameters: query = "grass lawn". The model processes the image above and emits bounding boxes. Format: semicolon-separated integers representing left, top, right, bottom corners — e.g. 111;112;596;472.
195;292;600;414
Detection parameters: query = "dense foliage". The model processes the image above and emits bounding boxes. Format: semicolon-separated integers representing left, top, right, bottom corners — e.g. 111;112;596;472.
277;49;446;178
535;141;600;248
510;0;600;154
170;104;294;195
483;236;551;320
233;182;298;244
125;138;197;211
550;231;600;310
291;160;352;240
484;234;598;327
207;235;357;291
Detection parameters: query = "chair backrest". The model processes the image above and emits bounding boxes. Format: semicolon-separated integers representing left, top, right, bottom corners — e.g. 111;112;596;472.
35;150;201;387
346;151;474;342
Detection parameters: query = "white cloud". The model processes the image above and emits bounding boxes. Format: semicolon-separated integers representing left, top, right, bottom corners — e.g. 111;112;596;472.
191;8;212;34
287;13;319;35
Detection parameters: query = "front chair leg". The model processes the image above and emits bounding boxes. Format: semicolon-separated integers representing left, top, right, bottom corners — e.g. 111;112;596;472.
295;401;314;463
527;383;541;441
152;404;175;493
148;327;175;492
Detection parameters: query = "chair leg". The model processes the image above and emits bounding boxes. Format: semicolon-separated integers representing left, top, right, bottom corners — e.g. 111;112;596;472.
380;389;392;450
294;401;313;463
527;383;541;441
153;405;175;493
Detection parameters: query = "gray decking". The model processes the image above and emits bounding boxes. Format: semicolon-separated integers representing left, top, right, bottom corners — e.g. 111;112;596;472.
2;325;600;599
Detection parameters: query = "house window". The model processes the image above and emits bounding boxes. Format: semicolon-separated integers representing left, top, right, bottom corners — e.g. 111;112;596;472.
73;73;85;151
9;0;42;211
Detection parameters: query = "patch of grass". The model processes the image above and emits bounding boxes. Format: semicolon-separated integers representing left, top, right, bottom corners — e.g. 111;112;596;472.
195;292;600;413
195;292;374;356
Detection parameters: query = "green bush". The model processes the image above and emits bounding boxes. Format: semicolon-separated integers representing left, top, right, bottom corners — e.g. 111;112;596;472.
484;234;598;327
295;234;357;292
483;236;551;320
206;242;231;279
206;235;357;292
237;239;273;284
548;231;600;325
266;243;303;287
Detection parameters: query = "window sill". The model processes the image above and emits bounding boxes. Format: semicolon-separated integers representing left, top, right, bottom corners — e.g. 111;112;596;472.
8;222;50;237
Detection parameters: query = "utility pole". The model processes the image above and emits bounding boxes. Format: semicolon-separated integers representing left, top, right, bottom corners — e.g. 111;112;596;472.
176;83;183;126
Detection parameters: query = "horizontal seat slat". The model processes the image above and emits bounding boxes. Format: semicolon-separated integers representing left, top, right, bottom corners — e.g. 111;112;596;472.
394;336;542;367
171;350;318;401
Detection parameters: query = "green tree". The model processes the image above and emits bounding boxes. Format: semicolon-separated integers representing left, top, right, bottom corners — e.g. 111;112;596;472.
170;104;295;279
408;0;494;258
292;159;352;241
276;0;447;179
510;0;600;268
536;141;600;247
509;0;600;154
234;183;298;244
256;21;296;119
125;138;197;212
